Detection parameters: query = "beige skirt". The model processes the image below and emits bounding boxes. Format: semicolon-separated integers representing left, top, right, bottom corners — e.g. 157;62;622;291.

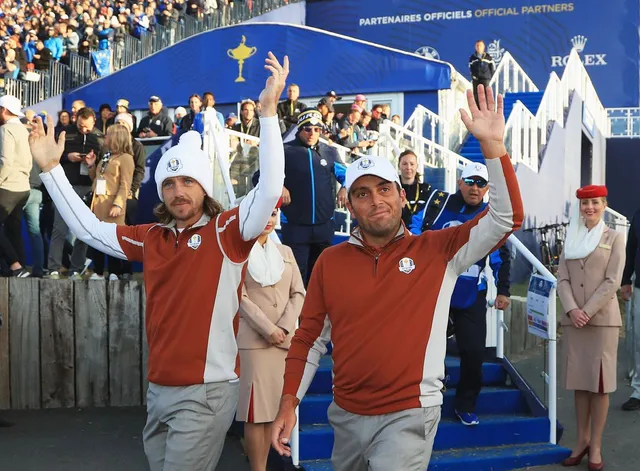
562;325;619;393
236;346;287;423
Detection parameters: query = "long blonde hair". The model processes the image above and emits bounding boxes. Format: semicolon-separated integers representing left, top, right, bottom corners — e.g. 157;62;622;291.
106;123;133;156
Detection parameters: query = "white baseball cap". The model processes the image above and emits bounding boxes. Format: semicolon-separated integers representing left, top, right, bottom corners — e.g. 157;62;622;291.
461;162;489;181
114;113;134;132
0;95;24;118
345;155;401;192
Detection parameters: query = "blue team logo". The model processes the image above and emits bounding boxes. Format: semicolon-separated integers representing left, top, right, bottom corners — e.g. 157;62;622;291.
358;158;375;170
398;257;416;274
167;158;183;172
187;234;202;250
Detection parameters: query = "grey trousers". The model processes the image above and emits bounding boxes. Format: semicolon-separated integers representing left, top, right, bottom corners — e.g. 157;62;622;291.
143;381;239;471
47;184;91;272
328;401;441;471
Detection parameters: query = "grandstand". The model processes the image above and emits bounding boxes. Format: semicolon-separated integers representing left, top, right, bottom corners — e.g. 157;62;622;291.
2;0;640;470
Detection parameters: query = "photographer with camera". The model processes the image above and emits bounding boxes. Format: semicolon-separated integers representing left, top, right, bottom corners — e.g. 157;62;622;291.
47;107;104;279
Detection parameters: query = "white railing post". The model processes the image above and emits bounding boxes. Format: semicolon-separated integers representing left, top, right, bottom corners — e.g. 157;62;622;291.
548;285;558;445
291;407;300;466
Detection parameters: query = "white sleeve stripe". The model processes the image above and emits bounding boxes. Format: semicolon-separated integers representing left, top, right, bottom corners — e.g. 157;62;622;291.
296;315;332;401
121;236;143;247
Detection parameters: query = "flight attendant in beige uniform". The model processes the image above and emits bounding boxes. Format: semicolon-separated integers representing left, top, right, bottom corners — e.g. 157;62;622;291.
236;199;305;471
558;185;624;471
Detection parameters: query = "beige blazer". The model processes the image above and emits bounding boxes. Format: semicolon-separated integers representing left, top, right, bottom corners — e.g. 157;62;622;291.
90;153;135;225
0;119;32;192
237;243;305;350
558;227;625;327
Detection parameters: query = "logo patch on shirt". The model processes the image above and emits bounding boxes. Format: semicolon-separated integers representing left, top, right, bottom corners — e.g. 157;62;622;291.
187;234;202;250
320;158;328;167
167;158;183;172
358;157;374;170
398;257;416;274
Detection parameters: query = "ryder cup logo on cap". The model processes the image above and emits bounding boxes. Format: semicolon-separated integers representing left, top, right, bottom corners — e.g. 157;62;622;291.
358;158;375;170
167;158;183;172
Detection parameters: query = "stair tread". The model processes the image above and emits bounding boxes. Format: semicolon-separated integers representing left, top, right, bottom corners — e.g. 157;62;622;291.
303;386;518;401
300;415;545;433
300;443;571;470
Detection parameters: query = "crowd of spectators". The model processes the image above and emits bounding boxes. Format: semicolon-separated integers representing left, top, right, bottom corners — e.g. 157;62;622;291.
0;0;249;81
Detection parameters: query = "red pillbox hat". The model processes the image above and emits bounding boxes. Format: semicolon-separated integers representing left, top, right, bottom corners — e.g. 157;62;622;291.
576;185;608;199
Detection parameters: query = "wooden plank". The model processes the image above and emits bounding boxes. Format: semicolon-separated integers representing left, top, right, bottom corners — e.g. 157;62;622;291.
75;281;109;408
0;278;10;408
109;281;142;407
9;279;41;409
40;280;75;408
141;285;149;405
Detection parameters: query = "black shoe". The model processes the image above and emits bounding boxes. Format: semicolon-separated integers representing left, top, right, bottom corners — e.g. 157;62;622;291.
622;397;640;411
0;417;14;427
10;268;30;278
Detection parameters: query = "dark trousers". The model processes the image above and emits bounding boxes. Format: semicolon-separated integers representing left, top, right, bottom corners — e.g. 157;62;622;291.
450;290;488;414
280;220;334;286
90;247;125;277
121;198;138;275
0;189;30;267
472;79;491;107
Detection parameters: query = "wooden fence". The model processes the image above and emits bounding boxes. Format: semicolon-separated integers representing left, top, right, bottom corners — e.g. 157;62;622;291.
0;278;148;410
0;280;540;411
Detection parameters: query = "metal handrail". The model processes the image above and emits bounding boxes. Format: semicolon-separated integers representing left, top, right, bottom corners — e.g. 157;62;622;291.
505;234;558;445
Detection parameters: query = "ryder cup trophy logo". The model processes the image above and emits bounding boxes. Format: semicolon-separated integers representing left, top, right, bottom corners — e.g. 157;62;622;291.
227;35;257;83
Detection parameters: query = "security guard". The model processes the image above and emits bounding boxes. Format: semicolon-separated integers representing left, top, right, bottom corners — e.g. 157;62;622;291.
254;108;347;285
469;40;495;106
411;162;511;426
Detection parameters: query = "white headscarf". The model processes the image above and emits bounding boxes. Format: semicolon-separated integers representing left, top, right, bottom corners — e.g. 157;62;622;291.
247;236;285;287
563;199;606;260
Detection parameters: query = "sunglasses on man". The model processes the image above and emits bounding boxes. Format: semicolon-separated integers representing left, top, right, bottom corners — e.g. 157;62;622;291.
301;126;322;134
462;177;488;188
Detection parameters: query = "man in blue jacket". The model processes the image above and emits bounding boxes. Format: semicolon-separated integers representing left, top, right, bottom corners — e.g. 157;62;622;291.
254;108;347;285
411;162;511;426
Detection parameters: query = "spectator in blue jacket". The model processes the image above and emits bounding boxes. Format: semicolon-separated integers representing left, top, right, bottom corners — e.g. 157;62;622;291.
44;26;63;61
253;108;347;285
412;161;511;426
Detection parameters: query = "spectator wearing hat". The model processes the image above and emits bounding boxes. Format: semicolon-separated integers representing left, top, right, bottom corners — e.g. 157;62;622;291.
174;106;187;129
107;98;137;132
325;90;342;103
0;95;32;277
558;185;623;470
180;94;201;132
225;113;238;129
353;94;367;110
253;108;347;286
96;103;114;134
137;96;173;138
277;84;306;130
318;97;338;142
234;99;261;138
